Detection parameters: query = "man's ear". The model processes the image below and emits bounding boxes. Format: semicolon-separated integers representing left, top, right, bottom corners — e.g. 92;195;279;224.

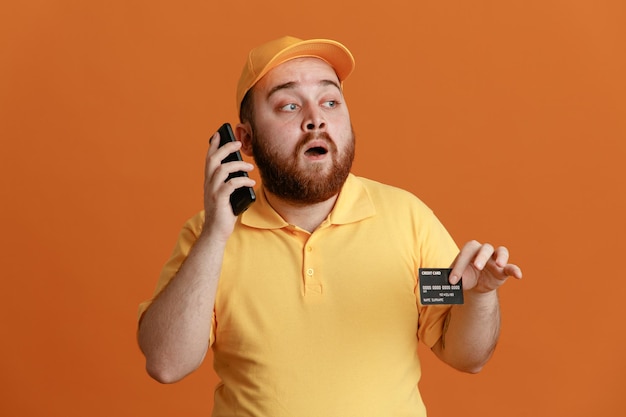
235;122;253;156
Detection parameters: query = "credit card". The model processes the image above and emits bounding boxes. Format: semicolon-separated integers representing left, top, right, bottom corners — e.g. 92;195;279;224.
419;268;464;305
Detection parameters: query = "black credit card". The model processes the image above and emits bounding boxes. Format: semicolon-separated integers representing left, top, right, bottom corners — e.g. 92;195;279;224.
419;268;464;305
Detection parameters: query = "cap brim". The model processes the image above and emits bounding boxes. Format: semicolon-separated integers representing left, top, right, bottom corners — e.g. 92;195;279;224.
255;39;355;86
238;38;355;112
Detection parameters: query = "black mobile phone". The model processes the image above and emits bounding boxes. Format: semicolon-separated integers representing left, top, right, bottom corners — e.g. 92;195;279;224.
216;123;256;215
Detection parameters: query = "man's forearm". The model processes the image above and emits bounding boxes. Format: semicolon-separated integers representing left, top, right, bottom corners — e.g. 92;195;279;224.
432;290;501;373
137;232;225;383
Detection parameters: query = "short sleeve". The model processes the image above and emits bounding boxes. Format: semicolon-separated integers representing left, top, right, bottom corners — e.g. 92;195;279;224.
137;211;215;344
414;208;459;348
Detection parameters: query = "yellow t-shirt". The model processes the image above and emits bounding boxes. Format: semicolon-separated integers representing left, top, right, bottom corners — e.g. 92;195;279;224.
139;174;459;416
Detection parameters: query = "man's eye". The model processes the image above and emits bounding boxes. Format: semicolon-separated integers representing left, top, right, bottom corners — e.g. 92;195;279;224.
324;100;337;108
281;103;298;111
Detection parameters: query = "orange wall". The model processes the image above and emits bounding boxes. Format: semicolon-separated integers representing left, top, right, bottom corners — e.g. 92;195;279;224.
1;1;624;416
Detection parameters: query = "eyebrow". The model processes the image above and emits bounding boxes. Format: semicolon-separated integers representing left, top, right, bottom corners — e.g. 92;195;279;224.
266;79;342;100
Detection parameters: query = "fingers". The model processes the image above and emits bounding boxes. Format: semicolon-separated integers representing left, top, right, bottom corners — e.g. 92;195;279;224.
206;132;254;183
449;240;490;284
493;246;509;268
503;263;523;280
206;132;246;179
449;241;522;285
204;131;255;216
474;243;496;270
489;246;523;279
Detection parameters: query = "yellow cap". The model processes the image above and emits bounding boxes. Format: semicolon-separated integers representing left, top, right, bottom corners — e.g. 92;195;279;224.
236;36;355;115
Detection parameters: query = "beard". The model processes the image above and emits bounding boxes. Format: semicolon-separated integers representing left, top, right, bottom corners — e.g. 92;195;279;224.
250;127;355;205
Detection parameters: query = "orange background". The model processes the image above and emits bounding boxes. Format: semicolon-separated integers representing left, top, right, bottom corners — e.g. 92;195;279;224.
1;1;624;416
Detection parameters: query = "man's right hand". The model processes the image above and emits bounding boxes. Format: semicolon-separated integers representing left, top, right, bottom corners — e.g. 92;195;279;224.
202;130;255;241
138;130;255;384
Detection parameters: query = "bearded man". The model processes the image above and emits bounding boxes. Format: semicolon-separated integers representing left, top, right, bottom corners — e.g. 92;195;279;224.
138;36;522;417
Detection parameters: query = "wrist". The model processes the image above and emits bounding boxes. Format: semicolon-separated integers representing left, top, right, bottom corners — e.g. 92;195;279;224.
198;227;229;246
463;288;499;307
199;213;236;245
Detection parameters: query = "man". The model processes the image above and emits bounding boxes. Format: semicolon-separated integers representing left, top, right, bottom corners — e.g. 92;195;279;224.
138;36;523;416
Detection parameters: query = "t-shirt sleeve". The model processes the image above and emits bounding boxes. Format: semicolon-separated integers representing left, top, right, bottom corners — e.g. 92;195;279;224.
137;211;207;323
414;208;460;348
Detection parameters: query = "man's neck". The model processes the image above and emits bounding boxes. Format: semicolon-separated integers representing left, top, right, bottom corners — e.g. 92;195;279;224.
263;190;339;233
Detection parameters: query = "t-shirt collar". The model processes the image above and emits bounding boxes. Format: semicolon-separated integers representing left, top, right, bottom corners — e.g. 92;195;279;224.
241;173;376;230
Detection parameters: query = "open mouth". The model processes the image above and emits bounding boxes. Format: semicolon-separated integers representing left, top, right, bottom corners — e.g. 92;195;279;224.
302;137;331;158
304;146;328;157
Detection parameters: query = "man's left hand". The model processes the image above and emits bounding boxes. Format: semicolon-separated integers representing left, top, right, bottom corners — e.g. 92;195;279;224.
449;241;523;294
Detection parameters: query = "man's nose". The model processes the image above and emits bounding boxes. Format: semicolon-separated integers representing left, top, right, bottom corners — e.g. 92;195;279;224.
302;105;326;131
